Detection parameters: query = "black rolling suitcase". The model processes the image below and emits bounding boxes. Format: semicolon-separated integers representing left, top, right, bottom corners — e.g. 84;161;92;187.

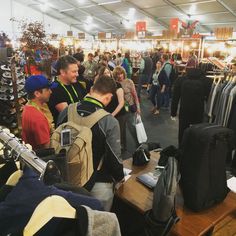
180;123;235;211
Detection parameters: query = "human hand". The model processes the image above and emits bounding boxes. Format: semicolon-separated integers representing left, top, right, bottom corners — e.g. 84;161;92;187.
136;109;141;115
115;178;125;190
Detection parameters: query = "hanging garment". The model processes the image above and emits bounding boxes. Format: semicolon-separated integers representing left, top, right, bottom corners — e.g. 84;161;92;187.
0;168;103;236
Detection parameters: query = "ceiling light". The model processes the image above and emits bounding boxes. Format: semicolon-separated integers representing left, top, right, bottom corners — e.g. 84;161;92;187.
60;8;75;13
86;16;93;24
127;8;136;20
189;4;196;14
98;0;121;5
207;48;213;54
184;45;190;51
78;4;96;9
191;42;197;48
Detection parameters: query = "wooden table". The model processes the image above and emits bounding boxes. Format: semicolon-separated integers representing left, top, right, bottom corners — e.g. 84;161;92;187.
116;152;236;236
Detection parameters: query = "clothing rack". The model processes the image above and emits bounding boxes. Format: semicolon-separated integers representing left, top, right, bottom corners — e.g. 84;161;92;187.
0;128;58;181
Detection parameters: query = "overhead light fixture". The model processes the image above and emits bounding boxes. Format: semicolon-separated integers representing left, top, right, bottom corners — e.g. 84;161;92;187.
98;0;121;5
86;16;93;24
60;8;75;13
191;42;197;48
127;8;136;20
78;4;96;9
189;4;196;15
184;45;190;51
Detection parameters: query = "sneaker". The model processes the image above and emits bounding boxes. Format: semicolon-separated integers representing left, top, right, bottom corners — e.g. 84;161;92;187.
153;110;160;115
150;107;156;113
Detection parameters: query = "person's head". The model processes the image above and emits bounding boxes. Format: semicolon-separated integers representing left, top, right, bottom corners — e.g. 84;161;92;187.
90;75;116;106
95;65;111;81
73;53;84;64
124;51;130;59
100;55;108;66
156;61;162;70
161;53;169;62
142;51;149;57
78;64;85;76
113;66;126;82
24;75;56;103
117;53;122;58
232;63;236;73
189;51;195;56
57;55;78;84
87;53;94;62
76;47;82;53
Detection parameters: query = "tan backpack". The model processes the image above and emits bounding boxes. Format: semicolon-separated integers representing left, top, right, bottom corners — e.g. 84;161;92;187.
50;102;109;187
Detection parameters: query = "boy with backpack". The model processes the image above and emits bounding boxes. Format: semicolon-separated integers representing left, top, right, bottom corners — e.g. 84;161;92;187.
54;76;125;211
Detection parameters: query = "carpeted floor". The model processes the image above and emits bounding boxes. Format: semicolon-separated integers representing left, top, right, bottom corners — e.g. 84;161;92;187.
125;89;178;156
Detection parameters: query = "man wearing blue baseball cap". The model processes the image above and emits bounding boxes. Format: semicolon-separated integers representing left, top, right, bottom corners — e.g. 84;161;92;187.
21;75;56;150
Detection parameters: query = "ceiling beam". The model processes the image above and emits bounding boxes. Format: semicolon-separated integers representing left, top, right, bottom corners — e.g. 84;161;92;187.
29;0;96;35
162;0;212;32
123;0;168;28
143;0;217;10
14;0;94;35
158;10;231;19
88;0;130;22
177;0;216;7
62;0;121;30
201;21;236;26
216;0;236;18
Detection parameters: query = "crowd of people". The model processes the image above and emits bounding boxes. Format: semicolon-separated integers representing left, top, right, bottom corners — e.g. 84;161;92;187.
20;47;201;211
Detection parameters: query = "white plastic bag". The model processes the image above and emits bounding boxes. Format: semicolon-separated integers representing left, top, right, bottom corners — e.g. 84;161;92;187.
135;114;147;144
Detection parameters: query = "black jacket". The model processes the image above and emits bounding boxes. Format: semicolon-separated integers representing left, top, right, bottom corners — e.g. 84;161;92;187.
171;68;211;120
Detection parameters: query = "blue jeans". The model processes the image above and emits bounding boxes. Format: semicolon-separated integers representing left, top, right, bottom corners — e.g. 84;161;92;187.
149;85;162;109
161;90;170;108
137;74;149;98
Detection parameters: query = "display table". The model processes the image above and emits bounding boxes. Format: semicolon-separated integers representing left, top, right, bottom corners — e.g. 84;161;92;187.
116;151;236;236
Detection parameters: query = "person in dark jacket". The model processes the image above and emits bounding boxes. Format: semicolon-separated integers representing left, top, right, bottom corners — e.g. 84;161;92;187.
171;68;211;145
57;76;125;211
137;52;153;99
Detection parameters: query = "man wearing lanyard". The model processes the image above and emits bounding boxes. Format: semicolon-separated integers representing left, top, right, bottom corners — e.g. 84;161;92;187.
48;55;86;124
22;75;56;150
57;76;125;211
83;53;98;81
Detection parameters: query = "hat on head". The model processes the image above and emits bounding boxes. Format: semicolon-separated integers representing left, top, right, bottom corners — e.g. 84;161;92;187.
24;75;57;93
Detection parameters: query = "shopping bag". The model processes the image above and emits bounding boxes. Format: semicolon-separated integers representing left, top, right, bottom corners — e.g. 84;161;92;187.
135;115;147;144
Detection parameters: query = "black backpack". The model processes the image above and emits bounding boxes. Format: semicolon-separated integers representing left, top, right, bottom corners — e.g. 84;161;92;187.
180;123;235;211
132;143;150;166
144;157;180;236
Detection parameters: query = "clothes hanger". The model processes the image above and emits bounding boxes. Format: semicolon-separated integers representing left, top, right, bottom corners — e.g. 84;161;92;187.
5;169;23;186
23;195;76;236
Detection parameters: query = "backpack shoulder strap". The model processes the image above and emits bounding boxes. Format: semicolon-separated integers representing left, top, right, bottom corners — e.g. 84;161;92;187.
68;102;79;122
80;109;110;128
68;103;109;128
